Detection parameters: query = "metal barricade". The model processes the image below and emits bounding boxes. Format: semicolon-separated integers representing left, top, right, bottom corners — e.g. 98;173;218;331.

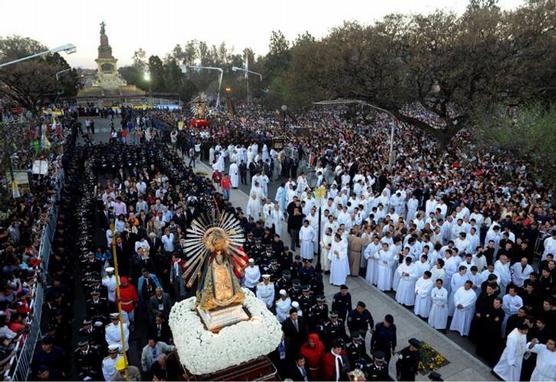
3;169;63;381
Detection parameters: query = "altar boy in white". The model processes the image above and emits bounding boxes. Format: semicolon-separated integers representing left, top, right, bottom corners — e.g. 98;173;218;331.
414;271;433;318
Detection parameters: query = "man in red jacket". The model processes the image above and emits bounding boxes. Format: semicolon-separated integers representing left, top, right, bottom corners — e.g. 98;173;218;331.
118;277;138;324
320;340;350;381
221;174;231;200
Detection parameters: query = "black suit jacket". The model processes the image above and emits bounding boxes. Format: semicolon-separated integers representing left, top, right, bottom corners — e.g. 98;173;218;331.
282;317;308;347
288;364;310;381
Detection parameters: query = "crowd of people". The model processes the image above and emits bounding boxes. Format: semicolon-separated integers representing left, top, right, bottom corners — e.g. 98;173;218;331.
148;102;555;381
0;110;74;379
0;99;546;382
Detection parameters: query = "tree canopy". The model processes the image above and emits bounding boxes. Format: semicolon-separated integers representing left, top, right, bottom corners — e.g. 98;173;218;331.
0;36;79;113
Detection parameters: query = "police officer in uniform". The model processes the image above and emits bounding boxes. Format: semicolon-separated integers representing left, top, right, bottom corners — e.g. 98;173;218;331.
308;295;329;332
288;279;302;302
275;270;292;298
298;286;315;314
78;319;105;350
289;255;303;280
332;284;352;322
346;332;368;366
396;338;421;381
74;339;102;381
347;301;374;340
86;288;110;324
363;351;392;381
322;312;347;349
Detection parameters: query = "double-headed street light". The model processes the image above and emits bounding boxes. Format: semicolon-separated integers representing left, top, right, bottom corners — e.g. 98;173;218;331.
0;43;76;69
232;55;262;104
180;64;224;108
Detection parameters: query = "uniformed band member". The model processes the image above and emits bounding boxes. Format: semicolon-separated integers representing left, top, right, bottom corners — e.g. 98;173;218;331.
396;338;421;381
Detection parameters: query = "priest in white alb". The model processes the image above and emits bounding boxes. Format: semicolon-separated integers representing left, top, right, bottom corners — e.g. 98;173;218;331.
493;323;529;381
449;281;477;336
428;279;449;329
376;242;394;291
414;271;434;318
363;236;381;285
328;234;349;286
229;161;239;189
395;257;418;306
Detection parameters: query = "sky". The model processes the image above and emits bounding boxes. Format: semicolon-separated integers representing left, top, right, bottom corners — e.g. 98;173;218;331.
0;0;524;69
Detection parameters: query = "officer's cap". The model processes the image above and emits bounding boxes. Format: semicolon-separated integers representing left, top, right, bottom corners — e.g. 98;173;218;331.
409;338;421;348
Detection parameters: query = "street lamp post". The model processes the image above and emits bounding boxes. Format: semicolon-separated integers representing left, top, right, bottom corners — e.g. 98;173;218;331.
232;55;262;104
180;65;224;108
144;71;152;104
0;43;76;69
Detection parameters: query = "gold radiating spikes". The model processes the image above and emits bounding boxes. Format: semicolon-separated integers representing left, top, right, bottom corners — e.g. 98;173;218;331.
181;212;246;288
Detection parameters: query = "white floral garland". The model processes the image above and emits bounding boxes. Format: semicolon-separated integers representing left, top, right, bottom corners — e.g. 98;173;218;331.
169;288;282;375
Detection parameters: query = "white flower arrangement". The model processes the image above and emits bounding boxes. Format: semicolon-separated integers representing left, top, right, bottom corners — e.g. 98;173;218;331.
169;288;282;375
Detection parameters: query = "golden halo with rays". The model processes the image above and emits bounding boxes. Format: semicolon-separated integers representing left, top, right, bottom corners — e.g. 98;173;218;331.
182;211;247;288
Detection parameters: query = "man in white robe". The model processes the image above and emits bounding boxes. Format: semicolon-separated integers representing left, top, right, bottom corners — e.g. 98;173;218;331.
449;266;470;316
510;257;534;288
299;220;316;260
364;237;381;285
428;279;449;329
406;195;419;222
395;257;417;306
414;271;433;318
493;324;529;381
527;338;556;382
246;192;262;220
270;202;285;238
376;243;394;291
449;281;477;336
328;234;349;286
229;161;239;188
495;255;512;294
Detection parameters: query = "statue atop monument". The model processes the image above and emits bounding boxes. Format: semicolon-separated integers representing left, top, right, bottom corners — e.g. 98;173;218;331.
77;20;145;103
98;21;114;59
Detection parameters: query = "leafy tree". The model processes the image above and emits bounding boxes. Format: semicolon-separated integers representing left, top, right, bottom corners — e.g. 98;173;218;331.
474;103;556;191
0;36;77;114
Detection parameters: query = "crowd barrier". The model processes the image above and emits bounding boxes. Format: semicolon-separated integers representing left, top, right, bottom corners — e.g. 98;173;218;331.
3;170;64;381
